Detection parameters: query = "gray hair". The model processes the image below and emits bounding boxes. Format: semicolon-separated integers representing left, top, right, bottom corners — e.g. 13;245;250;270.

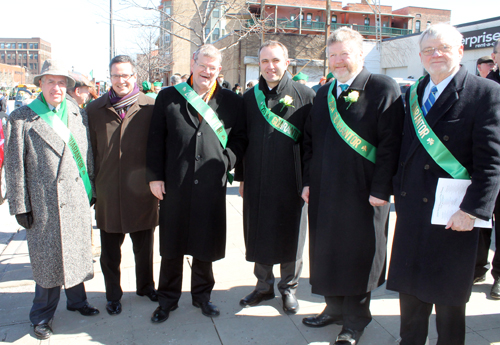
258;41;289;60
109;55;137;74
494;38;500;54
193;44;222;65
419;23;463;49
170;74;182;85
327;27;364;54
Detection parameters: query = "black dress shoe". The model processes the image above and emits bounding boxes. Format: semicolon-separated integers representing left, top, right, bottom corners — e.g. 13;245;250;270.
334;328;364;345
282;294;299;314
473;274;486;284
491;277;500;300
302;312;343;327
106;300;122;315
33;323;53;340
151;304;178;323
67;303;100;316
239;290;275;307
137;289;159;302
192;300;220;317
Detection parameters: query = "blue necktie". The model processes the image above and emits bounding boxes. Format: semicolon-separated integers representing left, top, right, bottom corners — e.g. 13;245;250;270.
422;86;438;116
339;84;349;92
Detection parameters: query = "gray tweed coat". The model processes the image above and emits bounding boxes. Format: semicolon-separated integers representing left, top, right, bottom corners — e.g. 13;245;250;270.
4;95;95;289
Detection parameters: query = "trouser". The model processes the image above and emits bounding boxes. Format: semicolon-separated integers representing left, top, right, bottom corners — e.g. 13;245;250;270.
157;255;215;310
323;292;372;331
99;228;155;302
475;204;500;279
254;258;303;296
30;283;87;325
399;293;466;345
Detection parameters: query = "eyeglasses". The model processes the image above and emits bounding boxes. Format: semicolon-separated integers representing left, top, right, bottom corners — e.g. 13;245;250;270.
421;45;454;56
110;73;135;80
195;61;218;73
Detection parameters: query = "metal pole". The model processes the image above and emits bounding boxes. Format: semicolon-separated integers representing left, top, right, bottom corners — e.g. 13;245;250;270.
324;0;331;77
260;0;266;44
110;0;114;61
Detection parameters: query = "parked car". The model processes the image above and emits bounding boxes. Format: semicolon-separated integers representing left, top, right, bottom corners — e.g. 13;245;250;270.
0;120;6;205
392;78;417;104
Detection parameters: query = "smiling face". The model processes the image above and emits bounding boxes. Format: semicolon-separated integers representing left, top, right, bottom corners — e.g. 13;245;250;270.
190;54;221;94
40;75;67;107
328;40;364;83
259;45;290;88
110;62;137;97
419;37;463;83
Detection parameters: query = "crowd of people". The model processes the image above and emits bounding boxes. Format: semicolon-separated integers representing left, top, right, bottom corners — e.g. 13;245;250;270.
3;23;500;345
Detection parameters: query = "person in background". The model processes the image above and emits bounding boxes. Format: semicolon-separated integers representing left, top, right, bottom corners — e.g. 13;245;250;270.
170;75;182;86
312;76;327;92
142;81;157;100
67;72;98;108
477;55;495;78
217;73;231;89
292;72;308;85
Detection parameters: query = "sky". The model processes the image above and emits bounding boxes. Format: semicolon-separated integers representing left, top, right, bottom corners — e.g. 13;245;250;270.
0;0;497;81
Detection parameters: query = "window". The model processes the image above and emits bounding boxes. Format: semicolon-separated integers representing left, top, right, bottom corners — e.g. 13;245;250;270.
23;43;27;49
34;54;38;60
364;17;370;25
164;34;171;44
213;8;220;18
315;16;320;22
30;63;33;70
29;54;33;59
1;54;4;60
34;63;37;70
6;43;10;49
29;43;33;49
306;13;312;24
23;54;27;59
7;54;11;59
212;28;220;41
332;15;337;23
415;20;421;33
0;43;4;49
34;43;38;49
18;43;22;49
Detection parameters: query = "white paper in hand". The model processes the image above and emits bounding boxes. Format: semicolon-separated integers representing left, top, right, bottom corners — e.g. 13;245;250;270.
431;178;492;228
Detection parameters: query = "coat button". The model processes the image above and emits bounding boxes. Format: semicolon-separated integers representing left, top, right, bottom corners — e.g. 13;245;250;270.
195;155;201;161
424;164;430;170
75;177;79;181
197;132;202;137
60;203;65;208
423;197;428;203
401;191;406;196
400;162;405;167
443;135;449;141
194;180;199;185
59;178;64;183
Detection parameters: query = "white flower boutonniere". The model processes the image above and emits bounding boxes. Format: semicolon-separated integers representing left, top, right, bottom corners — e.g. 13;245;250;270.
279;95;295;111
344;90;359;109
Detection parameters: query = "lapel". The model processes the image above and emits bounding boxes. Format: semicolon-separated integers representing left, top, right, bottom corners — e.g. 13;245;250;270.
404;66;467;160
100;93;122;121
124;93;149;119
333;67;370;110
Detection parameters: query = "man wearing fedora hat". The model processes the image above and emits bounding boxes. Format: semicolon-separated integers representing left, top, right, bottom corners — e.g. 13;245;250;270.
67;71;98;108
4;59;99;340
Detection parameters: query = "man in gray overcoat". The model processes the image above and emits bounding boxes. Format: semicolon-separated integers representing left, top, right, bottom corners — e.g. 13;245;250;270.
4;60;99;340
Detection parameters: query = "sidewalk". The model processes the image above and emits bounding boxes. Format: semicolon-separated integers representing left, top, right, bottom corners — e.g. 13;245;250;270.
0;183;499;344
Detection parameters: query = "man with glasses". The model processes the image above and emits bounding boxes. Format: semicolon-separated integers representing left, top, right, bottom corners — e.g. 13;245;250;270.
86;55;159;316
147;44;245;323
387;24;500;344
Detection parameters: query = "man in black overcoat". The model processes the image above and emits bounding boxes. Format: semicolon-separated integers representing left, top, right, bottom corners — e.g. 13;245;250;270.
301;28;404;345
235;41;315;314
387;24;500;345
146;44;245;323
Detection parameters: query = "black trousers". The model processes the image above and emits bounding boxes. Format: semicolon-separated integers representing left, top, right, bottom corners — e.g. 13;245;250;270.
475;203;500;279
254;258;303;295
323;293;372;331
99;228;155;302
157;256;215;310
399;293;466;345
30;283;87;325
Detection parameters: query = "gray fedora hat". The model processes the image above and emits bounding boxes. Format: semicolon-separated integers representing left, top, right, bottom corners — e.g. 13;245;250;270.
34;59;76;88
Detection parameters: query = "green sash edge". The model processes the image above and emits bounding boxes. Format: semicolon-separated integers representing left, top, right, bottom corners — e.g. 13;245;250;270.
327;81;377;163
408;80;470;180
174;82;234;184
28;98;93;202
253;86;301;142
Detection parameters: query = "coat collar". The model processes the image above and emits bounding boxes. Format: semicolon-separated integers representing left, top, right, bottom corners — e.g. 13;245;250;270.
328;67;370;101
92;91;151;120
258;73;291;96
184;81;224;128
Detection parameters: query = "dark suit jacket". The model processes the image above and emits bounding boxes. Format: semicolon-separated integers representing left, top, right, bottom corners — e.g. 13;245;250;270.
387;66;500;305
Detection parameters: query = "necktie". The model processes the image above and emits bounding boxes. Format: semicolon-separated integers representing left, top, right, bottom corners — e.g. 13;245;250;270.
422;86;438;116
339;84;349;92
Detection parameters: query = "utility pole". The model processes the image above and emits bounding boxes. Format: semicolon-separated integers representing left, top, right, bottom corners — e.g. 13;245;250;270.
110;0;114;61
260;0;266;44
323;0;331;77
366;0;382;50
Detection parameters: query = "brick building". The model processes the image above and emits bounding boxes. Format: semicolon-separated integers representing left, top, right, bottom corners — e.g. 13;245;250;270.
0;63;28;87
392;6;451;34
0;38;51;81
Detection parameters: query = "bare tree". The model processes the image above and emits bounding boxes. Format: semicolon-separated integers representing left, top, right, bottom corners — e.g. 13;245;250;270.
134;27;172;83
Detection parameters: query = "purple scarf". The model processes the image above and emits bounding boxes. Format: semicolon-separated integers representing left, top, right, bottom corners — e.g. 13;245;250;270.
109;83;140;118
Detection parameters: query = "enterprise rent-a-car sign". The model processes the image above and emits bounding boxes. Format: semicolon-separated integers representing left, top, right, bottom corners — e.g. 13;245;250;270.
462;27;500;50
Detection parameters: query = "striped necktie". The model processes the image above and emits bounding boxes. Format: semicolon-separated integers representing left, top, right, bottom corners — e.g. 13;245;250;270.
422;86;438;116
339;84;349;92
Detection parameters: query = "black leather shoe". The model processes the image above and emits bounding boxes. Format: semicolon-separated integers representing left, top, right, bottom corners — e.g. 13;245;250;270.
282;294;299;314
239;290;275;307
473;274;486;284
302;312;343;327
334;328;364;345
67;303;100;316
491;278;500;300
192;300;220;317
106;300;122;315
151;304;178;323
137;289;159;302
33;323;52;340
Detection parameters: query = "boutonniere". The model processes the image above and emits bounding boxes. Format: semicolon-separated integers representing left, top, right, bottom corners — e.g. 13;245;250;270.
279;95;295;111
343;90;359;109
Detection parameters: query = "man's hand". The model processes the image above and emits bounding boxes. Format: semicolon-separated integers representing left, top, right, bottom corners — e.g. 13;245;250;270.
150;181;165;200
16;212;33;229
369;195;388;207
445;209;475;231
301;186;310;204
239;182;244;197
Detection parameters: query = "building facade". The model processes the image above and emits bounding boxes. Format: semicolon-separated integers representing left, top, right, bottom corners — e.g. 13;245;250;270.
0;38;51;81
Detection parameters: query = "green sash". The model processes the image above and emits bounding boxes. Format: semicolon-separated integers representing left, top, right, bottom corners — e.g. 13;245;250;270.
327;81;377;163
409;81;470;179
28;98;93;202
254;86;301;142
174;82;234;183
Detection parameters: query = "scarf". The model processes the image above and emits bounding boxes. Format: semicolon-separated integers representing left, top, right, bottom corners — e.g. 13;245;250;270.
109;83;140;118
188;75;217;123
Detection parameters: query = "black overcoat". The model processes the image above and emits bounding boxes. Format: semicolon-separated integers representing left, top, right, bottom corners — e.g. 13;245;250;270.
303;68;404;296
146;83;245;262
235;75;315;264
387;66;500;306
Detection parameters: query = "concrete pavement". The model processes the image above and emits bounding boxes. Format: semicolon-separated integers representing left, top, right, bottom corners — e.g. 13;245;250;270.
0;183;499;344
